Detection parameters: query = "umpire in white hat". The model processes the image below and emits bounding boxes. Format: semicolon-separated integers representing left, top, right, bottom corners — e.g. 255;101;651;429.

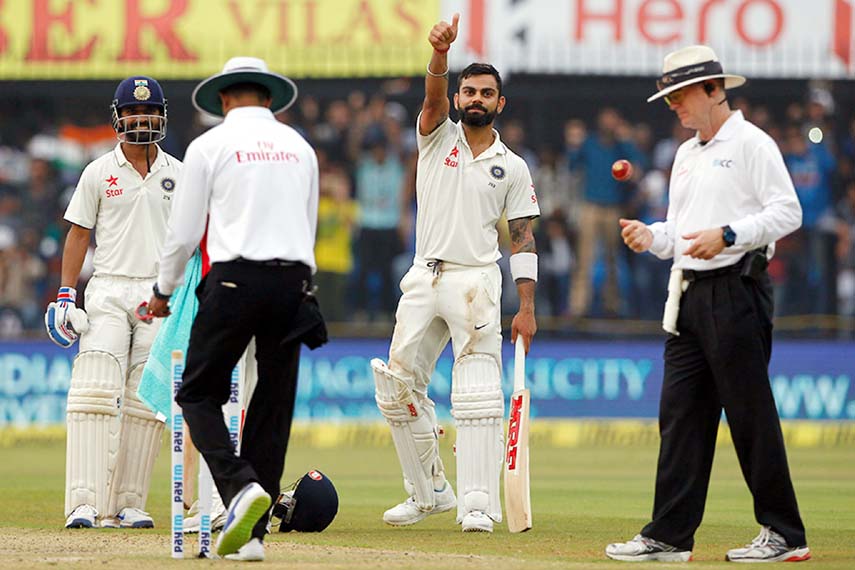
148;57;324;561
608;46;809;563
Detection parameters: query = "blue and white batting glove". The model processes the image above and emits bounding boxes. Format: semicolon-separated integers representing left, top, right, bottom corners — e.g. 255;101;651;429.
44;287;89;348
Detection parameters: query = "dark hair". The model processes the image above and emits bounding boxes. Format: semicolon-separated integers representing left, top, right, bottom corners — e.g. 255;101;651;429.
220;81;271;102
457;63;502;96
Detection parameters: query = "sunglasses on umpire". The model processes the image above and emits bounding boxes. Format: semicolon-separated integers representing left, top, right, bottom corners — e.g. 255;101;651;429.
661;87;687;107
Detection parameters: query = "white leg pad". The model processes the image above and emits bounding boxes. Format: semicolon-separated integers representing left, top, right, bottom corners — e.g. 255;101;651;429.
451;354;504;523
65;350;123;517
373;358;445;511
108;361;164;515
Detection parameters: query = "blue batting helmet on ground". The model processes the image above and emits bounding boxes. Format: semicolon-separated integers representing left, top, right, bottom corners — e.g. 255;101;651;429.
110;76;168;144
271;470;338;532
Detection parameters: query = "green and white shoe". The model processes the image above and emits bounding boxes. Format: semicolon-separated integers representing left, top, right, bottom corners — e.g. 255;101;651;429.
215;483;271;557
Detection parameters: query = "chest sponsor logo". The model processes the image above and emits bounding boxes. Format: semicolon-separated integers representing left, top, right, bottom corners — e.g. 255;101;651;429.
105;175;123;198
713;159;734;168
444;145;459;168
235;140;300;164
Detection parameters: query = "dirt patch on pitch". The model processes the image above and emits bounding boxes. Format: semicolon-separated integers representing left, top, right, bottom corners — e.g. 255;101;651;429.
0;528;548;570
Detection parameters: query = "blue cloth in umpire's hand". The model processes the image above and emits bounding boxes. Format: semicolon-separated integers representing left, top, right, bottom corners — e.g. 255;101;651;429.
137;250;202;422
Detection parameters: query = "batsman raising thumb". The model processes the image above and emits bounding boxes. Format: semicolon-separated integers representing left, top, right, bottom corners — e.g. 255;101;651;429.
429;13;459;52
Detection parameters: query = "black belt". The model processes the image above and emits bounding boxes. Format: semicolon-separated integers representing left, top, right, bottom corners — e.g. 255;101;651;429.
682;263;741;282
233;257;301;268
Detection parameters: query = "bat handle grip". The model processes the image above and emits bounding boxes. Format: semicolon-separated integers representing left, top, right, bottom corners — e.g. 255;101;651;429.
514;336;526;392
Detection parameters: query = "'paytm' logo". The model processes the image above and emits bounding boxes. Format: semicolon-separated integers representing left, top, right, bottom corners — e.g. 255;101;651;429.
713;159;734;168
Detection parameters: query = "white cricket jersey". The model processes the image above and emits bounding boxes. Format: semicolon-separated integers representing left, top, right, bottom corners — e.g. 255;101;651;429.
415;116;540;266
64;144;181;278
157;106;318;295
647;111;802;270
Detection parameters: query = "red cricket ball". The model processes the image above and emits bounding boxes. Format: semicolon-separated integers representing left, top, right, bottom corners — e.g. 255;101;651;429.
612;159;633;181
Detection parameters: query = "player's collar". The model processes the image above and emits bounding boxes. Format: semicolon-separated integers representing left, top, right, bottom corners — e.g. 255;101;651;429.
114;143;167;171
456;121;506;159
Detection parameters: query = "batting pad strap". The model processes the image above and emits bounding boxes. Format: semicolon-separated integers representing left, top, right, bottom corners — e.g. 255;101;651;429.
510;252;538;282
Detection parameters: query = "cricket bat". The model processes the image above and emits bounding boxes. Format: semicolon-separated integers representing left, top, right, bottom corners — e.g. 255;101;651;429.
504;336;532;533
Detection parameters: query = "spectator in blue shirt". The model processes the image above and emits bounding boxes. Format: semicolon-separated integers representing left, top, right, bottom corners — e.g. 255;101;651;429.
566;109;642;317
783;124;838;314
353;128;404;320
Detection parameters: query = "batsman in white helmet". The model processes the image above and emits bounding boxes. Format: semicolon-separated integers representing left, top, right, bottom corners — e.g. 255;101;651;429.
373;13;539;533
45;76;182;529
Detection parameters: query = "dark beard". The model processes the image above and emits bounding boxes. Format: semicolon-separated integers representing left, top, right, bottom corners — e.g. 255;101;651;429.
459;105;496;127
125;130;154;143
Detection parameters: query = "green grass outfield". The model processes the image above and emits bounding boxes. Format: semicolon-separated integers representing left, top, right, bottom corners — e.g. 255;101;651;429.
0;435;852;569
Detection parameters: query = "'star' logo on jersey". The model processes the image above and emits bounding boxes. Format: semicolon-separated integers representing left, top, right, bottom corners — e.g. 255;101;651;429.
105;175;123;198
444;145;459;168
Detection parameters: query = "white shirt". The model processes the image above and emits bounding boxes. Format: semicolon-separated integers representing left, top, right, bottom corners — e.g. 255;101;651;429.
64;144;181;278
647;111;802;270
415;116;540;266
157;106;318;294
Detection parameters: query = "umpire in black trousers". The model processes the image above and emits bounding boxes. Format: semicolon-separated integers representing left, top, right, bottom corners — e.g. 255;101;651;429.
607;46;809;563
149;57;324;560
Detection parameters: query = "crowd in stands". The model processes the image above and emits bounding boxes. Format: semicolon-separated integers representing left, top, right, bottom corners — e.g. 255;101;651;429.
1;84;854;338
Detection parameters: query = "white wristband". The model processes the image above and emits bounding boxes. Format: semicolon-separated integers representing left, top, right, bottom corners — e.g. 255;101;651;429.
510;252;538;282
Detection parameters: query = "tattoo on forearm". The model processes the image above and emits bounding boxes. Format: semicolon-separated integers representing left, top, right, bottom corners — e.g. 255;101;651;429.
509;217;537;253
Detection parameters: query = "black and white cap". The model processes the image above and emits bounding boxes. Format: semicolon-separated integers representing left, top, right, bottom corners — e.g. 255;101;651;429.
647;45;746;103
192;56;297;118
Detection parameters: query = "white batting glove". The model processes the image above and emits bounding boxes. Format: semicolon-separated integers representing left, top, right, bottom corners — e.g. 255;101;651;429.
44;287;88;348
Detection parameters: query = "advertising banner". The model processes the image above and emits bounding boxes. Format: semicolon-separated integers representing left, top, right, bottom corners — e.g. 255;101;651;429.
1;1;853;79
444;0;855;78
0;0;438;79
1;339;853;427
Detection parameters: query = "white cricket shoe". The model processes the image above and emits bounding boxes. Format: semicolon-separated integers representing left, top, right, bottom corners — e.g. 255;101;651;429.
605;534;692;562
183;499;228;533
224;537;265;561
65;505;98;529
726;526;811;563
215;483;271;557
382;482;456;526
461;511;493;533
117;507;154;528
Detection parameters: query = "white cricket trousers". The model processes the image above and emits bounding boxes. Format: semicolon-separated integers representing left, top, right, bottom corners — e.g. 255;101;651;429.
387;258;503;393
80;274;162;373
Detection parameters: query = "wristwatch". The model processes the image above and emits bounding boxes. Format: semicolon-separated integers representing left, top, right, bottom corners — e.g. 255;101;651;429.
722;225;737;247
152;282;171;300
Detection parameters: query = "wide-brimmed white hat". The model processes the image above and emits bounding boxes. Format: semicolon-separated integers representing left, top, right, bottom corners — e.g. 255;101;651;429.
647;45;745;103
192;56;297;117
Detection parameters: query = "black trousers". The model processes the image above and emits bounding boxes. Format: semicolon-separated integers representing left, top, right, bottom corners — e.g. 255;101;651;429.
642;271;806;550
176;260;309;540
